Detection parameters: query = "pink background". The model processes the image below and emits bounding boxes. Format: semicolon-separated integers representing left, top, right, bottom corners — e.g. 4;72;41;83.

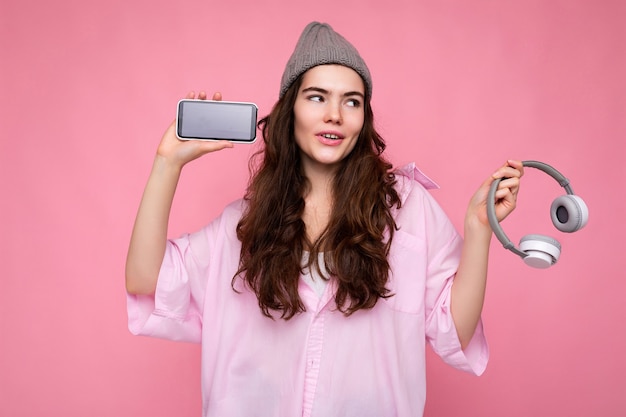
1;0;625;416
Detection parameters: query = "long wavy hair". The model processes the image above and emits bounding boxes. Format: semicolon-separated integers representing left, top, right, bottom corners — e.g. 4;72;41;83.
234;73;401;319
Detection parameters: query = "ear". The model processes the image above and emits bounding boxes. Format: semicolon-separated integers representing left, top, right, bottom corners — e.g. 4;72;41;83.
550;195;589;233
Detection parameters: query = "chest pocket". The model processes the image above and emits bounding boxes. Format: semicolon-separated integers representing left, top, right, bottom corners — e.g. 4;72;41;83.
383;229;428;315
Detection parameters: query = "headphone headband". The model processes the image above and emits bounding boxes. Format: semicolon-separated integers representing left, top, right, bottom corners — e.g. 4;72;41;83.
521;160;575;194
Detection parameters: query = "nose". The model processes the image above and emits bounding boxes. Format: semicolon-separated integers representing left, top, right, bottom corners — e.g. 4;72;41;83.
324;101;342;124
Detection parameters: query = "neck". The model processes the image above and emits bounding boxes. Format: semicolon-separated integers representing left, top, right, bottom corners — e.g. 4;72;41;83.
302;165;335;245
302;159;338;194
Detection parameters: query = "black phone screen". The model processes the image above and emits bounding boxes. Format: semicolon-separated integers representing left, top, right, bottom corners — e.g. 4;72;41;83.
176;100;258;142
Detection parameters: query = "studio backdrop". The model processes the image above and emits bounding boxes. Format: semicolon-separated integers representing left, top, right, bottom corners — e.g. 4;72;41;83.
1;0;624;416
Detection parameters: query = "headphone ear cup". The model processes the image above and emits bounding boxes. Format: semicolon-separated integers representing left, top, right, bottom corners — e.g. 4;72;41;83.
519;234;562;268
550;195;589;233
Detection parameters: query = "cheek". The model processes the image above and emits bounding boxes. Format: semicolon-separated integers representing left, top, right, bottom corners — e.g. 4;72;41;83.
345;141;359;157
293;106;311;136
349;114;365;137
293;117;306;144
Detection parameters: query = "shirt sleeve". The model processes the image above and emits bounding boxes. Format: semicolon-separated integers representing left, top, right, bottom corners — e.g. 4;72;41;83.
425;272;489;376
396;164;489;375
126;220;216;344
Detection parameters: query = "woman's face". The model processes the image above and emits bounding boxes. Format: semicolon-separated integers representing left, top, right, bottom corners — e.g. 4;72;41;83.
293;64;365;176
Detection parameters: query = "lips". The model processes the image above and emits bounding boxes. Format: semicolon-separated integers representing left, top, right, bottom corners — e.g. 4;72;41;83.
317;131;345;146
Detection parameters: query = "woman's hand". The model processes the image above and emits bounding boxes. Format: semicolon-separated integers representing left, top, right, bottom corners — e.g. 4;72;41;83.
452;159;524;348
156;91;234;170
125;91;235;295
466;159;524;233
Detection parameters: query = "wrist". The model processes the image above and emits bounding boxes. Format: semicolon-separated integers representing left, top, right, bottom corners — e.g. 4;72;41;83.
463;215;493;242
153;153;183;174
151;154;185;183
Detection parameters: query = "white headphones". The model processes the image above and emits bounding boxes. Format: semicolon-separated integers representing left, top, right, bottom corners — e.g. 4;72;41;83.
487;160;589;269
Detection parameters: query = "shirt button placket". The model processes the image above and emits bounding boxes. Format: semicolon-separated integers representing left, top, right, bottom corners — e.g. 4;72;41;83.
302;311;325;417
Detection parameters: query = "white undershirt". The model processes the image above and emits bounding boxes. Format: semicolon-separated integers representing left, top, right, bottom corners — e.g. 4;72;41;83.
301;252;329;298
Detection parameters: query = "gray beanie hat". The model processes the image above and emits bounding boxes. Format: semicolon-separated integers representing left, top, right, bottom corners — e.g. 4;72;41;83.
279;22;372;99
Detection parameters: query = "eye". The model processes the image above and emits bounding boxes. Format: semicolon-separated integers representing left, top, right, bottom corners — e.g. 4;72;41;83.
307;95;324;103
345;98;361;108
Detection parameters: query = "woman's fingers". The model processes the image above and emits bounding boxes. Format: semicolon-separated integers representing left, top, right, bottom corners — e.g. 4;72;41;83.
184;90;220;100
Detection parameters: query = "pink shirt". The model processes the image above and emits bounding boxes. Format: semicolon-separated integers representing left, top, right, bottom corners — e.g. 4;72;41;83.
127;163;488;417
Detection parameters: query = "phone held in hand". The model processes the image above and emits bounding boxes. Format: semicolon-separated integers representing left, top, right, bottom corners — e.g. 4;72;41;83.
176;99;258;143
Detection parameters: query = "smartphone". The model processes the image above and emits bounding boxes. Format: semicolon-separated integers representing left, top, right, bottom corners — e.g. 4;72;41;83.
176;99;258;143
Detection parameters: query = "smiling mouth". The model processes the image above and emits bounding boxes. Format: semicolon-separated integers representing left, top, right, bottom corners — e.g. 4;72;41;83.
320;133;342;140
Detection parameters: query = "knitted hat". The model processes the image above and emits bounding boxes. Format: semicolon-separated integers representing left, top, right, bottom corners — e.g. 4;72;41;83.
279;22;372;99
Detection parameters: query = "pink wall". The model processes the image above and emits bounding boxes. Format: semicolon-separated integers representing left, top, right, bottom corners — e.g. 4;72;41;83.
1;0;624;415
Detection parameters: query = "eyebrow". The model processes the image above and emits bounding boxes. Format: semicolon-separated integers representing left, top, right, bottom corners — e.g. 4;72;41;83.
301;86;365;99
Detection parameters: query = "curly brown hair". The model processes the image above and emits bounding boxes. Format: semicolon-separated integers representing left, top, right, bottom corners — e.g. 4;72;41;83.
234;74;401;319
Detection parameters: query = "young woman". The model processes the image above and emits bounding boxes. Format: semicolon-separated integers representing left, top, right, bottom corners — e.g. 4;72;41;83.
126;22;523;417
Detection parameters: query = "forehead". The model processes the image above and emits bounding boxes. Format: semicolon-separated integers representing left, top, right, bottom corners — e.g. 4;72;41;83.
300;64;365;94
